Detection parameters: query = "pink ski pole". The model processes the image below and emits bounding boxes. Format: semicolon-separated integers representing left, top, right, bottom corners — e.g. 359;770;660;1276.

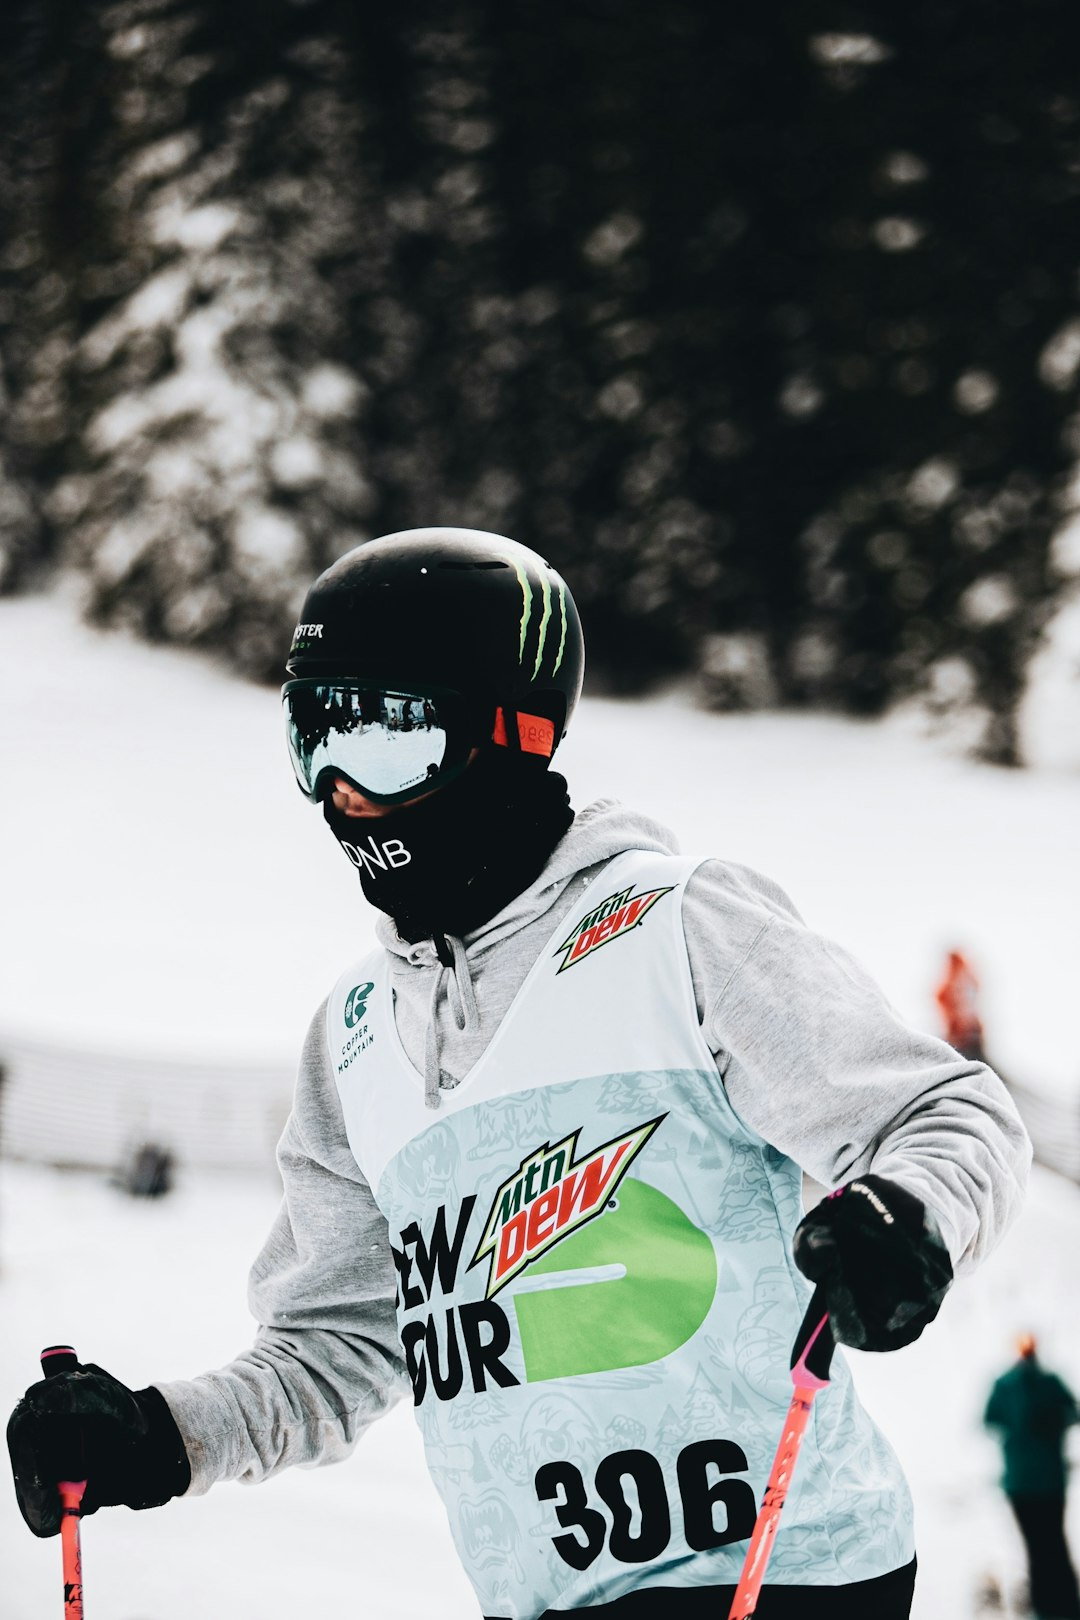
727;1289;835;1619
40;1345;86;1620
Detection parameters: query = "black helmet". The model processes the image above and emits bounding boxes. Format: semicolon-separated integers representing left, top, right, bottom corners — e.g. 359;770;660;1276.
283;527;584;804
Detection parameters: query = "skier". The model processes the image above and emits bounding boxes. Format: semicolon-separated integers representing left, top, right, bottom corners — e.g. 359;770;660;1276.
984;1334;1080;1620
935;947;987;1062
9;528;1030;1619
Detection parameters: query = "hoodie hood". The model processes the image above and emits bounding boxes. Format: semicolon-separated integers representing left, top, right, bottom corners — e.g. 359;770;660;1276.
374;799;679;1106
375;798;679;961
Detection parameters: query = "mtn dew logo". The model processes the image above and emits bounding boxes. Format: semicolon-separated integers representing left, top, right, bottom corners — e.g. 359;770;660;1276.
470;1116;664;1298
554;885;673;973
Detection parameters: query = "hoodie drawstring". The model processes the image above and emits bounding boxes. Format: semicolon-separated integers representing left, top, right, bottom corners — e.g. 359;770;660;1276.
424;932;480;1109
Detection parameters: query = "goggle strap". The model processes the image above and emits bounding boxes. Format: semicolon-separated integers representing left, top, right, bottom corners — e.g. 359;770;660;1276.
493;706;556;758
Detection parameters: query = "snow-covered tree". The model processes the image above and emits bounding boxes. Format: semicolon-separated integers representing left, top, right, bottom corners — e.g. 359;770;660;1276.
4;0;1080;756
46;0;374;677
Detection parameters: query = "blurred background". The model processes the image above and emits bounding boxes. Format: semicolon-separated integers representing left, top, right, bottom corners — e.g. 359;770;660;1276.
2;3;1080;1618
3;0;1080;757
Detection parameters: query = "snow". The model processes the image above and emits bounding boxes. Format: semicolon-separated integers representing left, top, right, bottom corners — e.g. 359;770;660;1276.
2;590;1080;1616
127;133;200;185
3;1158;1076;1619
269;436;326;489
232;505;306;571
0;595;352;1063
1020;589;1080;771
1049;514;1080;577
1039;317;1080;391
300;362;365;419
958;573;1017;628
151;199;242;252
4;591;1079;1093
0;1160;478;1620
81;267;192;369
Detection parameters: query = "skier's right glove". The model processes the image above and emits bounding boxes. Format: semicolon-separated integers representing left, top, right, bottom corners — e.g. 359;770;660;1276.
6;1360;191;1537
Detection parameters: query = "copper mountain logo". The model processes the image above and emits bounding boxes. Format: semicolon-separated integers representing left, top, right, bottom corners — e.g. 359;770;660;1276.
344;981;375;1027
554;884;673;973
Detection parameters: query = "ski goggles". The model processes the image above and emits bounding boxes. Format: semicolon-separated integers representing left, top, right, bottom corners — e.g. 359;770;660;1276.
282;679;475;805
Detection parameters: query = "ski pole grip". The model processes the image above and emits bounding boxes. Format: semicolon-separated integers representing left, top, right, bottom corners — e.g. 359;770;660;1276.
790;1287;835;1388
41;1346;80;1379
39;1346;87;1495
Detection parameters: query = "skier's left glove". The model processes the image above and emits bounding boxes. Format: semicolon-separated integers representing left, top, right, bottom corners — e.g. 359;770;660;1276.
792;1174;953;1352
7;1361;191;1537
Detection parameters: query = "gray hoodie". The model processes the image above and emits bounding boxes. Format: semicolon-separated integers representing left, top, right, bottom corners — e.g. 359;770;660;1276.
158;800;1030;1493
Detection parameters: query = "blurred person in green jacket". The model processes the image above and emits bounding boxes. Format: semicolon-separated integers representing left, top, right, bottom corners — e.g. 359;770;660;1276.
985;1335;1080;1620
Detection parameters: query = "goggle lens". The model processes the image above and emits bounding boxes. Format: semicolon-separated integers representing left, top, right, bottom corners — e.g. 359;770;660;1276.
283;683;456;803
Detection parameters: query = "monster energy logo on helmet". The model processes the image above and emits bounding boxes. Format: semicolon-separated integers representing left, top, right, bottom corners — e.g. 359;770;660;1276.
496;544;570;681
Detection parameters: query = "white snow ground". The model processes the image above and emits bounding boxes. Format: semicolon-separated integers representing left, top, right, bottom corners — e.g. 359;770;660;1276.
2;591;1080;1618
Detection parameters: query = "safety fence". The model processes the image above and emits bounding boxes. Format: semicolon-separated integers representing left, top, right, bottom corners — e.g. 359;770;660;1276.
0;1032;294;1173
1004;1075;1080;1185
0;1031;1077;1184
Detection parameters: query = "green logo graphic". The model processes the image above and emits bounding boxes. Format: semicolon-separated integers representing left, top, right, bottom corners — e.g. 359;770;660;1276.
344;981;375;1028
513;1176;716;1383
471;1117;663;1298
497;548;568;678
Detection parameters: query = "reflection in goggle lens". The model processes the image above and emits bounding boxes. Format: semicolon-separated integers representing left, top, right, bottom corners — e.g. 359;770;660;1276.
285;685;449;799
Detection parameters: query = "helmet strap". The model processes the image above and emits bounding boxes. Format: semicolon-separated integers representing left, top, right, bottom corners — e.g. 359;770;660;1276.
492;707;556;759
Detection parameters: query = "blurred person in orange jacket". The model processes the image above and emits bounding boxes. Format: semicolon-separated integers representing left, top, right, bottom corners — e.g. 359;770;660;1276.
935;948;986;1062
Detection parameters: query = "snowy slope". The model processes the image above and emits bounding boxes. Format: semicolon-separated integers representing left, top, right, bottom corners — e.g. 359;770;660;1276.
3;592;1079;1096
3;591;1080;1618
2;1160;1077;1620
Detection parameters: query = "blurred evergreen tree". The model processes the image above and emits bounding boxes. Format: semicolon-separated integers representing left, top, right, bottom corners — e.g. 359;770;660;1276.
0;0;99;590
472;0;1079;756
777;1;1080;764
1;0;1078;754
41;0;379;678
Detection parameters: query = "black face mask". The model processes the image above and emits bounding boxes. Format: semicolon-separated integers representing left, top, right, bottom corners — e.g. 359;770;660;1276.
321;750;574;943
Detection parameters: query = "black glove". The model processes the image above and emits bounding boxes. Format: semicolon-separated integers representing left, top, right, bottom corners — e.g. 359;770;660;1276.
7;1361;191;1537
792;1174;953;1352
